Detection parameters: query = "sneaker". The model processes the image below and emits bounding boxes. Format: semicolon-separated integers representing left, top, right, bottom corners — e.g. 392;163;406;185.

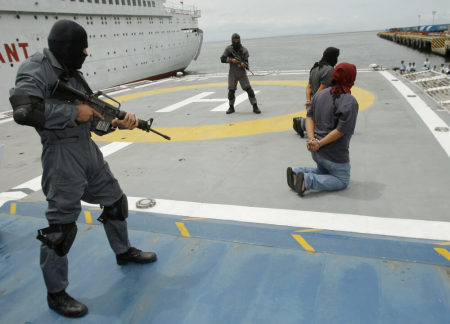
226;106;235;114
253;104;261;114
286;167;295;190
294;172;306;197
116;247;157;265
47;290;88;318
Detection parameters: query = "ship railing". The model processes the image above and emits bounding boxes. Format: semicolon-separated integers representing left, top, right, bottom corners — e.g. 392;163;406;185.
402;70;450;113
165;2;201;17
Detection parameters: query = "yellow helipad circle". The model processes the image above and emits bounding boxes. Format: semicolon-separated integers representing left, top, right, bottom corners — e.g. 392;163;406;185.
92;80;375;142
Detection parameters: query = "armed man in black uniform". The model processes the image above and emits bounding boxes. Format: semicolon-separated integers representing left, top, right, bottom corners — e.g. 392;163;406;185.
9;20;157;318
220;33;261;114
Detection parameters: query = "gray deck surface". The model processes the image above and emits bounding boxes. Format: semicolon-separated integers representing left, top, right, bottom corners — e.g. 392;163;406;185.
0;70;449;323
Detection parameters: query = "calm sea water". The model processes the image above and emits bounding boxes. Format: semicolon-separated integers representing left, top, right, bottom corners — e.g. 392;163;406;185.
187;31;449;74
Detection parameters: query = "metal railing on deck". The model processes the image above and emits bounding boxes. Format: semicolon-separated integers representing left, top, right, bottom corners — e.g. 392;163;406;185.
403;70;450;113
165;2;201;17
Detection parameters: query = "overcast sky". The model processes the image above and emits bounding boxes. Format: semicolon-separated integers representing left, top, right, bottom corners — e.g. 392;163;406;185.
183;0;450;42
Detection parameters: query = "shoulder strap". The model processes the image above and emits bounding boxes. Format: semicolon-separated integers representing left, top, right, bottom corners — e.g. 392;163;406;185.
73;72;93;94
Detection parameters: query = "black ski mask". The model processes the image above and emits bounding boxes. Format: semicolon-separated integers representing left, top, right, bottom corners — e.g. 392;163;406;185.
231;33;242;51
320;47;340;67
310;46;340;72
48;20;88;71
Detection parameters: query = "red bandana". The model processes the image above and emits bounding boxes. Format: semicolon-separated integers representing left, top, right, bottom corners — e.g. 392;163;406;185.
330;63;357;98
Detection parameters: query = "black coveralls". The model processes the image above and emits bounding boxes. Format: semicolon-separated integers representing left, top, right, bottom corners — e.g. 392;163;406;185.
221;45;257;106
10;48;130;293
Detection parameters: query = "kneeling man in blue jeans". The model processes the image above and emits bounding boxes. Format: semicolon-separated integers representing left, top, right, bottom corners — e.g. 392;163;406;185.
287;62;359;196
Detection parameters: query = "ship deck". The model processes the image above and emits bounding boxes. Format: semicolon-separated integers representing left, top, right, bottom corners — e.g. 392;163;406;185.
0;70;449;323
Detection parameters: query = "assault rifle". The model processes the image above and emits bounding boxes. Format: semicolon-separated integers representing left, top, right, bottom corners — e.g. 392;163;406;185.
230;50;254;75
51;80;171;140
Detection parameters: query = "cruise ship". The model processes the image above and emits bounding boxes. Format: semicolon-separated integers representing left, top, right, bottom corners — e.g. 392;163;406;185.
0;0;203;108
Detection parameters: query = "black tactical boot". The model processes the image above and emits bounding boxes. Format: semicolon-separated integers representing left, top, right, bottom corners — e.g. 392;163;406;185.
116;247;157;265
47;290;88;318
226;105;235;114
253;104;261;114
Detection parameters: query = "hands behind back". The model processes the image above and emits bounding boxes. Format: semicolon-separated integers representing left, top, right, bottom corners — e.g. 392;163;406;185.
307;139;320;152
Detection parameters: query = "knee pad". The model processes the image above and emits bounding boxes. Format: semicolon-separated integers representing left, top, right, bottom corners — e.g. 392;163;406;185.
97;194;128;224
228;89;236;101
244;87;255;98
36;222;77;257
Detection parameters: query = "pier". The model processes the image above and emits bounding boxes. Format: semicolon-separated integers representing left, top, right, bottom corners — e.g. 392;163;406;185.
378;31;450;56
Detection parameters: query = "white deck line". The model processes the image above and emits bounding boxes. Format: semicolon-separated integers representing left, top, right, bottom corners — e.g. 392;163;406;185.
119;197;450;241
380;71;450;157
104;88;131;96
0;110;13;124
0;118;13;124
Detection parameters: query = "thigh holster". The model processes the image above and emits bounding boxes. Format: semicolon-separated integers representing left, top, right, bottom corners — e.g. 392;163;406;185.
97;194;128;224
36;222;77;257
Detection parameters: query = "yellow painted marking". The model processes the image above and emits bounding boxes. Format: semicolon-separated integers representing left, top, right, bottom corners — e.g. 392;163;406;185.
84;211;93;224
176;222;191;237
92;81;375;142
434;248;450;261
295;229;323;233
181;217;207;221
435;242;450;246
291;234;315;253
10;203;17;215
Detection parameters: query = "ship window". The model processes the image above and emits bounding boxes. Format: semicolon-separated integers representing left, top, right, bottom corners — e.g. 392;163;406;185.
95;0;99;3
122;0;125;4
132;0;136;6
102;0;106;3
143;1;146;6
109;0;113;4
152;1;155;6
87;0;92;2
115;0;120;4
79;0;84;2
138;0;141;6
127;0;131;5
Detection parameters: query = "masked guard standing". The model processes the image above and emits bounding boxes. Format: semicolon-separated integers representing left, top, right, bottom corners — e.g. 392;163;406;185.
9;20;157;318
220;33;261;114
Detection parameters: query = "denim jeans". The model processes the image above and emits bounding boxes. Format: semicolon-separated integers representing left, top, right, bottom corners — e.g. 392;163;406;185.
292;152;351;191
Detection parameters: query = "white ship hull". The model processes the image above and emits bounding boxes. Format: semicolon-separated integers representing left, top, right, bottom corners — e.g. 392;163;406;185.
0;0;202;108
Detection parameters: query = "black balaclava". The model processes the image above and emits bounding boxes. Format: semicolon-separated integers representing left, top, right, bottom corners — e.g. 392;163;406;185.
231;33;242;51
48;20;88;71
321;47;340;67
310;46;340;71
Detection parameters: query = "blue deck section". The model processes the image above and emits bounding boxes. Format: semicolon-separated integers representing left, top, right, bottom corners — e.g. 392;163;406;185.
0;201;449;323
